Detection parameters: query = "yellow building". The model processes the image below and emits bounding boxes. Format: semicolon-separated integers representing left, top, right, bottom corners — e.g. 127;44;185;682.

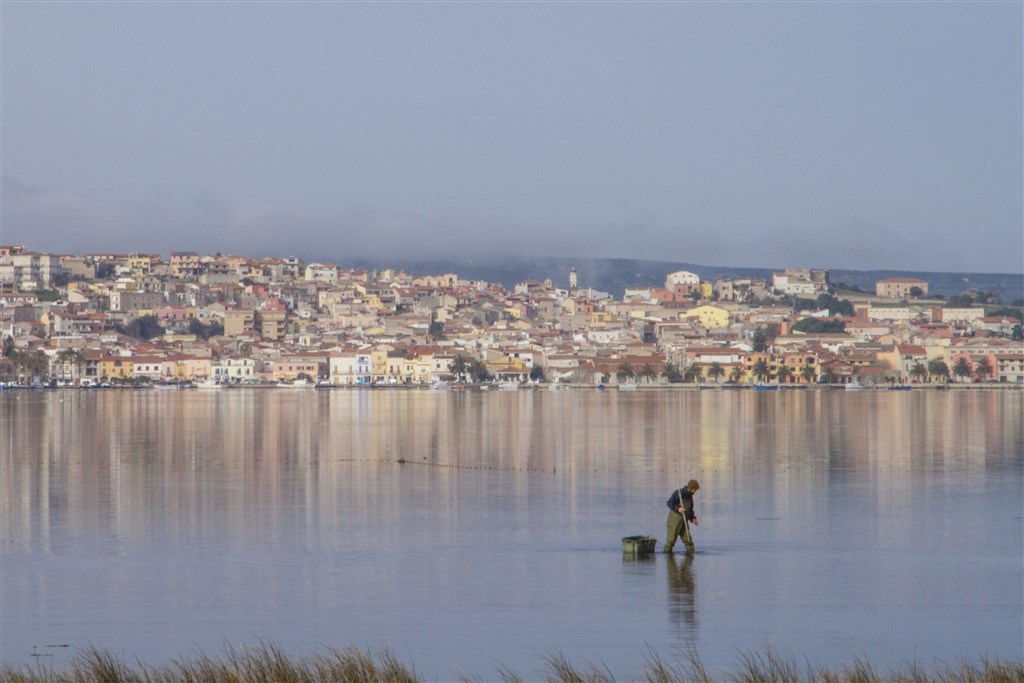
99;356;133;380
682;305;730;329
128;254;155;275
224;310;255;337
371;348;391;382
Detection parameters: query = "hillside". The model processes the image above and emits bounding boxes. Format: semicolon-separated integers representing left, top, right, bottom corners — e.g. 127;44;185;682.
343;256;1023;304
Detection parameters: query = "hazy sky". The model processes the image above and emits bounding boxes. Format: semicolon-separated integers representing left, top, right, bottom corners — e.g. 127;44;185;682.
2;2;1021;273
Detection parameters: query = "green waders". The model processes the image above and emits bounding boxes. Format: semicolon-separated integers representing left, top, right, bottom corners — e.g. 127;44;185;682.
664;508;694;553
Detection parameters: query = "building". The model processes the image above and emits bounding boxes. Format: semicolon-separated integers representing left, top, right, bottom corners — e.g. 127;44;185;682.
682;304;731;329
665;271;700;296
170;252;201;279
772;268;830;297
0;251;64;290
876;278;928;298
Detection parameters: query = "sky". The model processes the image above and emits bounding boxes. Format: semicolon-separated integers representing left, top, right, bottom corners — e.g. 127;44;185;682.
1;2;1021;274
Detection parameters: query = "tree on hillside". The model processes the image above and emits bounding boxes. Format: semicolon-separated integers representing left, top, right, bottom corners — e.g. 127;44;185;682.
794;293;854;317
189;318;224;340
792;318;846;334
120;315;164;341
752;328;769;353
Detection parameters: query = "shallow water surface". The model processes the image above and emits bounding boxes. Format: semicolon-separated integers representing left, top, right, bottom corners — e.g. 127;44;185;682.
1;388;1021;679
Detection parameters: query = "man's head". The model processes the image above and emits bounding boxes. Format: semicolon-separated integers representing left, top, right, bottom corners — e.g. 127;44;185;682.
686;479;700;492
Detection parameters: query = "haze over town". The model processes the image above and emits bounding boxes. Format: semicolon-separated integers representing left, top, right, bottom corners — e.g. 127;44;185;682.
2;3;1021;273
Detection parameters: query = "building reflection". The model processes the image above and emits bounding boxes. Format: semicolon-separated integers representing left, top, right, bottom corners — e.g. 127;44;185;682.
2;388;1021;558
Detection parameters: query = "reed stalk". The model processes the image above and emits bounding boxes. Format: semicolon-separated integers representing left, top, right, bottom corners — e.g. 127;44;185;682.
2;644;1020;683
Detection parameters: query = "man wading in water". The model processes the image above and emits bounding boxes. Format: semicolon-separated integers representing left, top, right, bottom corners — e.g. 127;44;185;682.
664;479;700;553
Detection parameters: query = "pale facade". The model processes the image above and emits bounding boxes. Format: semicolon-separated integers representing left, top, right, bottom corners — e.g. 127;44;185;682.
328;353;372;385
665;270;700;296
876;278;928;298
211;357;258;381
682;305;730;329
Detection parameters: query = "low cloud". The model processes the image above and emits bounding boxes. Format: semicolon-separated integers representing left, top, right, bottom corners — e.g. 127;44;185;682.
0;177;1017;274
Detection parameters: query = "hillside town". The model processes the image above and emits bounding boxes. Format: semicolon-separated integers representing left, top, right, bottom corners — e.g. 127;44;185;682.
1;245;1022;389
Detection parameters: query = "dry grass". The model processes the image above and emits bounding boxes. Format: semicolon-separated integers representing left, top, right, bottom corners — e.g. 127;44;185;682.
1;644;1021;682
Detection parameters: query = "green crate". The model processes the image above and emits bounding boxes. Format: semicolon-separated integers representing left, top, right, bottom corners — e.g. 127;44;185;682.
622;535;657;555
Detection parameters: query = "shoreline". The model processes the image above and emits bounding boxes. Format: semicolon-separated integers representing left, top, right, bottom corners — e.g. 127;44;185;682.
1;382;1020;392
2;643;1021;683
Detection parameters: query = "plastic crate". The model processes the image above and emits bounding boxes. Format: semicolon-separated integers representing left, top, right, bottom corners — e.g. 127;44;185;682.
622;535;657;555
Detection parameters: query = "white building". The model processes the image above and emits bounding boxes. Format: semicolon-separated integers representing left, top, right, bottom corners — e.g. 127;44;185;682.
665;271;700;296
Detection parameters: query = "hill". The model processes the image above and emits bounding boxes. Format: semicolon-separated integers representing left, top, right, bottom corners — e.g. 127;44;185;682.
342;256;1023;304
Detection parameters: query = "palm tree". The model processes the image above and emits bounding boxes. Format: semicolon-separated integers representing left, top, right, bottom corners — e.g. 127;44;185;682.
682;365;703;383
57;348;85;384
639;363;657;384
661;361;681;384
616;362;636;384
776;364;794;385
14;349;49;383
974;357;993;382
928;358;950;383
707;362;725;384
952;356;973;383
752;359;771;384
800;363;816;384
448;355;469;383
822;367;840;384
909;362;928;384
469;359;491;383
729;366;745;384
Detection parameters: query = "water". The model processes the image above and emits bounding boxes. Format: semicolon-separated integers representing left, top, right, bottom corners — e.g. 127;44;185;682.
2;388;1021;679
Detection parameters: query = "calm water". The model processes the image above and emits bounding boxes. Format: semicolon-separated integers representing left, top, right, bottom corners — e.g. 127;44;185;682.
2;388;1021;680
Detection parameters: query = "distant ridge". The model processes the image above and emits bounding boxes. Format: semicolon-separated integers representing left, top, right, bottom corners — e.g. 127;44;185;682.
343;256;1023;303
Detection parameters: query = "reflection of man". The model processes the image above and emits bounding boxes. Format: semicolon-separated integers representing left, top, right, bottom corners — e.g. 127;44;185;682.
664;479;700;553
666;552;697;631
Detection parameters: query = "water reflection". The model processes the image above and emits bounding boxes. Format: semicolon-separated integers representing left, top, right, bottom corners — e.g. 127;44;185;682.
666;552;697;636
1;388;1021;677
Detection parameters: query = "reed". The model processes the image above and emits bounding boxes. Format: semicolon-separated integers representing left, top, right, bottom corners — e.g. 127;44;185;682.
2;644;1021;683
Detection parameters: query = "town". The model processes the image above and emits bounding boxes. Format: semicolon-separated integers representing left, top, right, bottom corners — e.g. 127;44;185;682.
1;245;1022;389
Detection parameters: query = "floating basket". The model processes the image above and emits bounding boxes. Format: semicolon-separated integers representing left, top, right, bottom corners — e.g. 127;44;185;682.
622;535;657;555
